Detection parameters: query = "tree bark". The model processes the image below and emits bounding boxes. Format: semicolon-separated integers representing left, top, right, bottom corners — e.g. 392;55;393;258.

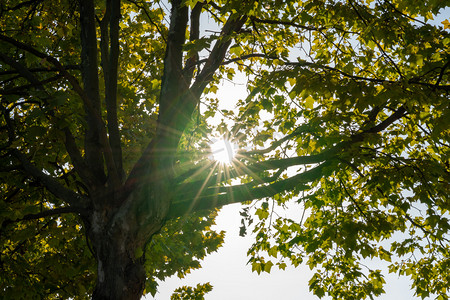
91;235;146;300
86;169;169;300
87;202;149;300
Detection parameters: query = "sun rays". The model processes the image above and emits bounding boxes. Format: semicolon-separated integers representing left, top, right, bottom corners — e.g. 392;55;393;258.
171;133;283;217
210;138;237;165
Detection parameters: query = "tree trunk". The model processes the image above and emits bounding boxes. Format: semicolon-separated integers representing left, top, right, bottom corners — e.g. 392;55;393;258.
92;236;146;300
86;173;169;300
88;206;150;300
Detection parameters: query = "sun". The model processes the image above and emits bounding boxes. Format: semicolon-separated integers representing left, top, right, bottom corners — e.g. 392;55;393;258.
210;138;237;164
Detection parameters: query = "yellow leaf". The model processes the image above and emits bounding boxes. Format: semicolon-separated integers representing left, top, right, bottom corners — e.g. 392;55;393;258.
287;77;296;87
304;96;314;109
442;19;450;30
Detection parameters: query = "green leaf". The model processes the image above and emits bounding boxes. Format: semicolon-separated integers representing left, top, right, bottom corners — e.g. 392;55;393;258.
264;260;274;273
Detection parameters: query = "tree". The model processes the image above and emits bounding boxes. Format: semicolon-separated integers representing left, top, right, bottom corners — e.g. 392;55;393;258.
0;0;449;299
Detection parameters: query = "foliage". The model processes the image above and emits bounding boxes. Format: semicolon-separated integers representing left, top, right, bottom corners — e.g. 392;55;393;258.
144;211;224;296
170;283;213;300
0;0;449;299
232;1;450;299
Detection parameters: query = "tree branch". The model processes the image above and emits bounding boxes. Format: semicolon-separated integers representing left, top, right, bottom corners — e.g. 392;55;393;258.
0;51;47;91
0;64;80;76
0;68;86;208
11;149;88;208
0;52;102;190
190;14;247;97
182;1;203;82
348;0;404;79
126;0;167;43
103;0;124;183
63;128;100;188
1;206;82;228
1;74;63;95
168;161;330;218
156;0;190;139
169;105;408;217
250;16;323;31
285;60;450;91
127;6;248;205
175;151;328;201
0;34;100;117
220;53;275;66
243;123;312;156
126;0;191;192
435;59;450;87
79;0;108;183
2;0;44;12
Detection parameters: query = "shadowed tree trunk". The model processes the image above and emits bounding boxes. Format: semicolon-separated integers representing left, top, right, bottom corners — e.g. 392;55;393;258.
91;229;147;299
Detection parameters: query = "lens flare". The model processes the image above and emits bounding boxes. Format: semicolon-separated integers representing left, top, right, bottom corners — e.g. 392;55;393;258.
210;138;236;164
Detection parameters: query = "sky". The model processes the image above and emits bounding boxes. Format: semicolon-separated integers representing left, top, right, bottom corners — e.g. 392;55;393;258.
145;203;420;300
146;203;318;300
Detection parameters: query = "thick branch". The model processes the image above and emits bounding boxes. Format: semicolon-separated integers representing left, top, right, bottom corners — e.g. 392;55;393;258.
182;2;203;82
190;14;247;97
12;150;88;208
157;0;189;137
103;0;124;183
193;104;404;184
361;105;406;134
0;64;80;76
127;6;247;196
0;52;42;86
63;128;100;187
168;161;330;218
1;206;82;228
79;0;108;183
126;0;190;193
169;105;407;217
175;152;327;201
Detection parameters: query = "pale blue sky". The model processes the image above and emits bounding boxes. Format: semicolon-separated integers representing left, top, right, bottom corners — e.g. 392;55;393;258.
146;204;420;300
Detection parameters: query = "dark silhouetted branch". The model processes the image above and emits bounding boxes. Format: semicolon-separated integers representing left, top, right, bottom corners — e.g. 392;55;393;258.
12;149;88;208
168;161;330;218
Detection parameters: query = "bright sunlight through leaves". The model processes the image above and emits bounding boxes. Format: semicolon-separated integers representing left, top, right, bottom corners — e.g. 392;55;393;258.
210;139;236;164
